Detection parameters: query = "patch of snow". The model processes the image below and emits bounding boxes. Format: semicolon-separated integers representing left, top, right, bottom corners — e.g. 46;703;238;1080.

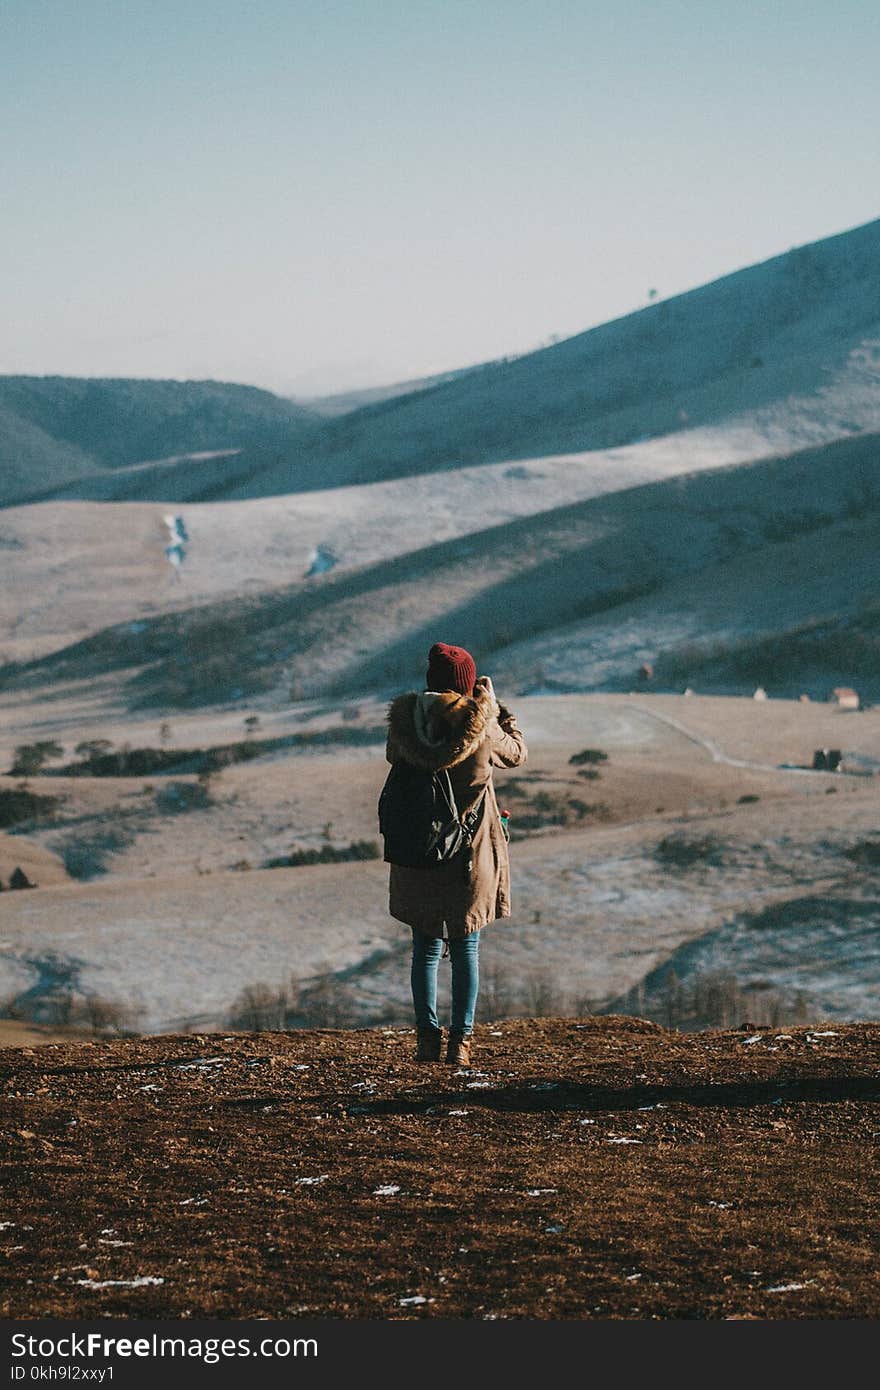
294;1175;329;1186
606;1137;642;1145
373;1184;401;1197
398;1295;431;1306
77;1276;164;1289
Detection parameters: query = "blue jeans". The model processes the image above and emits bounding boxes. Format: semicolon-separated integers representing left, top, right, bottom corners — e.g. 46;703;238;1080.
410;929;480;1036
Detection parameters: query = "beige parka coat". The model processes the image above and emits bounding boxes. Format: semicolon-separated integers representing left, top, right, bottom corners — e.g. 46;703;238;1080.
384;683;527;938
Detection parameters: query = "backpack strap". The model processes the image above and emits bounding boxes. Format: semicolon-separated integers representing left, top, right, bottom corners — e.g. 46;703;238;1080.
460;784;488;840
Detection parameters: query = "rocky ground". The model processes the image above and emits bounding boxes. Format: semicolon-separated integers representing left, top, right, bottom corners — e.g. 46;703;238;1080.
2;1017;879;1320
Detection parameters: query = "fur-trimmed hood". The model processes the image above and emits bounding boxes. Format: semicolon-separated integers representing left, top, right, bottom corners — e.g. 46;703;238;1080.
386;686;496;771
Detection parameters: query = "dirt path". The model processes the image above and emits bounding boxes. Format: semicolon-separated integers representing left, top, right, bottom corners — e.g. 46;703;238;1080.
629;703;820;776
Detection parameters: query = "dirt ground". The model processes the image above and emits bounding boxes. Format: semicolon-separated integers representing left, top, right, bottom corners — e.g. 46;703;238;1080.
2;1017;878;1320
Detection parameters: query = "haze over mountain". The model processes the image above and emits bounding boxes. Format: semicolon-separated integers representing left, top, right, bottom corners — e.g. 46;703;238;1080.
295;365;477;418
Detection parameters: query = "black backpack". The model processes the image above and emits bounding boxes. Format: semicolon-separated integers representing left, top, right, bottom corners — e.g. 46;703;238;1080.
378;761;487;870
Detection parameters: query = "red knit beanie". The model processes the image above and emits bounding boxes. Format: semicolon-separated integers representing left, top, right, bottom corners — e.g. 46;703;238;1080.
426;642;477;695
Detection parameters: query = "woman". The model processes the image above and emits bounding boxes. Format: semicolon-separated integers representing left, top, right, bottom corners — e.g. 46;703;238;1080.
384;642;527;1066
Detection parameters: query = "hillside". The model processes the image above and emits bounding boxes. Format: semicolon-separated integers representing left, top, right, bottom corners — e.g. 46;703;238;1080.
3;431;876;710
10;219;880;511
2;1018;878;1319
297;364;477;417
2;692;878;1040
219;217;880;500
0;401;99;504
0;377;319;509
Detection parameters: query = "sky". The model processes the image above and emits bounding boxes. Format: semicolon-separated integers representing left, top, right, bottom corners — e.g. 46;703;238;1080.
2;0;879;398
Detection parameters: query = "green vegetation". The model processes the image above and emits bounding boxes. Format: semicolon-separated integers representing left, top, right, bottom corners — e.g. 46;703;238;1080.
265;841;381;869
843;839;880;867
39;725;385;778
11;741;64;776
0;786;63;829
654;834;725;869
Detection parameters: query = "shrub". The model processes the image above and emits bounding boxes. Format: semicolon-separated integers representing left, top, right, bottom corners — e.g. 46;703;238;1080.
569;749;609;766
10;741;64;776
617;970;814;1031
60;822;137;879
155;780;215;814
265;841;381;869
0;787;63;829
843;839;880;867
654;834;725;869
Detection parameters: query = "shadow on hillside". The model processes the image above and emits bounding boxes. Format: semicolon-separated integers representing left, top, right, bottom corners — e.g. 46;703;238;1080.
2;431;879;709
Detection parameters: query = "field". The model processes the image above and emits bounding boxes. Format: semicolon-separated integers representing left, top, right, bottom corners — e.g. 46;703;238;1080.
1;692;878;1038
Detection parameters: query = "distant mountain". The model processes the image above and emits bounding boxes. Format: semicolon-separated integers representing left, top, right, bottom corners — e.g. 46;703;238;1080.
0;377;320;507
13;218;880;508
221;217;880;499
0;400;97;504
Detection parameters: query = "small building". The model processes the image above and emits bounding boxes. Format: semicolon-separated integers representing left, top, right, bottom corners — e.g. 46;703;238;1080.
829;687;859;710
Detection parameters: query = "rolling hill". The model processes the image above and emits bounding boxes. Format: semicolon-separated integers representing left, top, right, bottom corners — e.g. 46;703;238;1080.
8;217;880;510
0;376;320;508
215;216;880;499
2;430;877;711
2;217;879;715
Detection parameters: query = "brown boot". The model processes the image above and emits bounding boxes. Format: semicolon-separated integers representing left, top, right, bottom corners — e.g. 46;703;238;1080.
446;1031;471;1067
415;1027;442;1062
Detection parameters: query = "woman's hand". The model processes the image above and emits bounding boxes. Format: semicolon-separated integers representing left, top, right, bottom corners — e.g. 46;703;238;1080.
475;674;499;712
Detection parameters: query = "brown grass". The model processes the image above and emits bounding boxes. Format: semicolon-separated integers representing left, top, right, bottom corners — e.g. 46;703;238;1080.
2;1018;879;1320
